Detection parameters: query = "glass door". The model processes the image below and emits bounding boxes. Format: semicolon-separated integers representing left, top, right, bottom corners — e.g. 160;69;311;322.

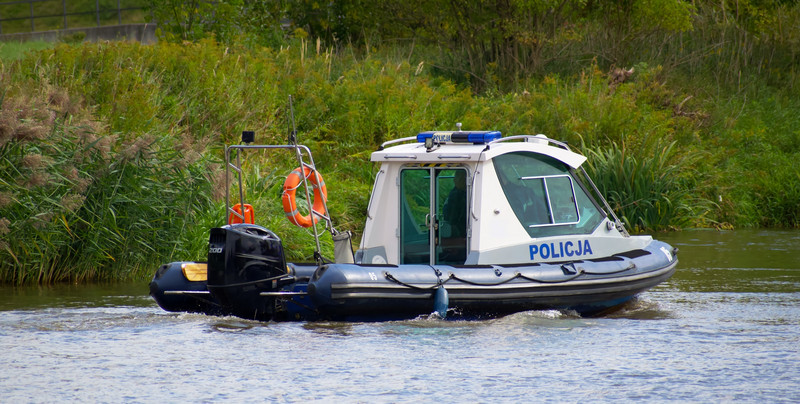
400;167;468;265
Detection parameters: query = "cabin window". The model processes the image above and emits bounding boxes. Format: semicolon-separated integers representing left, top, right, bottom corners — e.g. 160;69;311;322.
493;152;604;238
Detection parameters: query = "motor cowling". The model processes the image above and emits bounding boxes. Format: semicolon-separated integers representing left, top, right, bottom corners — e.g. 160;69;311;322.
206;224;289;320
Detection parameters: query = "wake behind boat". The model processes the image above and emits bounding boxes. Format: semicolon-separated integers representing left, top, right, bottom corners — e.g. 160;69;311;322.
151;124;677;321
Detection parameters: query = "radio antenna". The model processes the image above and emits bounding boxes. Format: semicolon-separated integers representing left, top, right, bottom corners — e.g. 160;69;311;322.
288;95;297;145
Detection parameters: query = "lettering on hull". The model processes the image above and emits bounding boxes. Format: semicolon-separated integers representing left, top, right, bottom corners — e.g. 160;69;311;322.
529;240;593;261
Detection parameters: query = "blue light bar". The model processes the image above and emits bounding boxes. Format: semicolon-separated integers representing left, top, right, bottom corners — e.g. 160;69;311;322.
416;131;502;145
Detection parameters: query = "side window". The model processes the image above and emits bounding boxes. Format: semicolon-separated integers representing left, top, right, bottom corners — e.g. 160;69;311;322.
520;175;580;226
494;152;603;237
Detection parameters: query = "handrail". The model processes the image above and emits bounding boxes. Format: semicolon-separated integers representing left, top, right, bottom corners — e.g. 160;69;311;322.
378;136;417;150
225;142;334;263
489;134;571;151
365;170;384;220
578;166;630;237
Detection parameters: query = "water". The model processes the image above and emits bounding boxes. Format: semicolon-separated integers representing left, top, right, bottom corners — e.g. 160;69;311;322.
2;230;799;402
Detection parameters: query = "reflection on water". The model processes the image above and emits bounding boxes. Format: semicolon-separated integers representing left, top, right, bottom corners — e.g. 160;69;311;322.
603;297;676;320
1;230;799;402
302;321;360;337
210;319;257;333
658;229;800;293
0;282;151;311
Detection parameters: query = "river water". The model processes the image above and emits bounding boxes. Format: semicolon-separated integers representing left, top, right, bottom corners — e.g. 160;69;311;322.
1;230;799;402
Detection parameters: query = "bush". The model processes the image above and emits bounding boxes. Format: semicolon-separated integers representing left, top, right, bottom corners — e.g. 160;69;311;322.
0;89;219;284
582;136;714;232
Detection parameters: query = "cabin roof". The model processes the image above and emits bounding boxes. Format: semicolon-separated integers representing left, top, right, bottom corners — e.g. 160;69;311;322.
371;134;587;168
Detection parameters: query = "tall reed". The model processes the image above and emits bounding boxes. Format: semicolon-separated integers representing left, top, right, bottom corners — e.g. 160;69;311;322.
582;136;715;232
0;88;219;284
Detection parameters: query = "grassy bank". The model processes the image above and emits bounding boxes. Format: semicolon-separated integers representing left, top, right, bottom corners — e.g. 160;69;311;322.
1;35;798;284
0;41;53;60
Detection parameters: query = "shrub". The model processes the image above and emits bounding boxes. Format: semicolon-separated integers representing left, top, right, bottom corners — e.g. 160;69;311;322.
582;136;715;232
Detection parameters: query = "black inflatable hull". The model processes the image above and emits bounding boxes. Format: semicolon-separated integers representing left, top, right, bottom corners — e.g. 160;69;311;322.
150;261;317;320
149;261;229;316
151;225;677;322
307;241;677;320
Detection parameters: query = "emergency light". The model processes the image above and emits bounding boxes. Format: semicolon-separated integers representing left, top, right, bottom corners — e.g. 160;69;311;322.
416;131;502;145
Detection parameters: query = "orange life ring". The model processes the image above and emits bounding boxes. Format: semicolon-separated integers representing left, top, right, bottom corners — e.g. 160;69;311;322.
282;166;327;228
228;203;255;224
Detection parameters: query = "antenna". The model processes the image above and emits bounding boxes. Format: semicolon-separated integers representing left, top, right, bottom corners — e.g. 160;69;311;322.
288;95;297;145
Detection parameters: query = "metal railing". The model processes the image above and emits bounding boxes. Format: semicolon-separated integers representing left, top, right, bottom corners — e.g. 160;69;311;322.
0;0;147;34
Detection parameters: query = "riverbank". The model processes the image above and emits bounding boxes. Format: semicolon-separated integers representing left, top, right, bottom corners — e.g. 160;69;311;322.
0;33;797;284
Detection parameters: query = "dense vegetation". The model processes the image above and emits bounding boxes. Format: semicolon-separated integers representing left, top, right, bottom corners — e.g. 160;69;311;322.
1;0;798;284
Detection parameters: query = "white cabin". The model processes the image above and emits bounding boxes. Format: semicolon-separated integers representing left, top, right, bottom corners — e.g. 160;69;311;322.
355;131;652;266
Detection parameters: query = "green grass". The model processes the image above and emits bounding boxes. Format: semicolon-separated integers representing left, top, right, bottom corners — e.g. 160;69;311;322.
0;40;53;60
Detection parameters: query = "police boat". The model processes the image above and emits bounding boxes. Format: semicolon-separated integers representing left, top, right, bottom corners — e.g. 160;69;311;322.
150;127;678;321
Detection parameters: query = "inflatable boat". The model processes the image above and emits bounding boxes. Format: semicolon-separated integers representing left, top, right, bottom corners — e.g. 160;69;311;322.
151;127;677;321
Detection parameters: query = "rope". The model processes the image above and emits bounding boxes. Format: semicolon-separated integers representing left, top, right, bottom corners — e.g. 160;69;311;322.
281;163;321;194
582;262;636;275
517;271;583;283
383;265;593;290
384;272;440;290
446;272;521;286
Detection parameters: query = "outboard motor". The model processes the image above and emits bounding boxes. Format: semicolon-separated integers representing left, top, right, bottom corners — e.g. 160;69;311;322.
206;223;290;320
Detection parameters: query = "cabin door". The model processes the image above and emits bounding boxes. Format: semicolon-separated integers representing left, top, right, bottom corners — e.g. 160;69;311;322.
399;167;468;265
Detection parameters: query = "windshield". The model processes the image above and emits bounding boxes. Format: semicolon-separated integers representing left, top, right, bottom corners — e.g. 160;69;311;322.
493;151;604;238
